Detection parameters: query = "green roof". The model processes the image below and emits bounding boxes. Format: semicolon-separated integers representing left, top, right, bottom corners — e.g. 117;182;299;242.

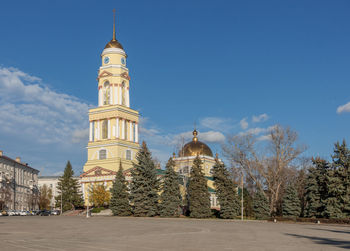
208;187;216;193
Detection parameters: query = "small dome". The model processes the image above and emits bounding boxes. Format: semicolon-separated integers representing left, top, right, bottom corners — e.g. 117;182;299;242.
104;39;124;50
179;130;213;157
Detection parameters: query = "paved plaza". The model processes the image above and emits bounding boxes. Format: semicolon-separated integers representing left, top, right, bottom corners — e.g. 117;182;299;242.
0;216;349;250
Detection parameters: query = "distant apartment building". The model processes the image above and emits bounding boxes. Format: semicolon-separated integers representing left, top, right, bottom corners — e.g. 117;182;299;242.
38;176;82;210
0;150;39;211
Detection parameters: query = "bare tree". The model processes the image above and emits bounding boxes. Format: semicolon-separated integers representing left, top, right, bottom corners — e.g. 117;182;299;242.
38;184;53;210
223;125;305;215
0;180;12;210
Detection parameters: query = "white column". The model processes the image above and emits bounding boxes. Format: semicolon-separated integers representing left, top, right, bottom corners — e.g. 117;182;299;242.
89;122;93;141
97;121;100;140
121;119;125;139
98;88;102;106
95;124;98;141
135;123;138;143
109;86;114;105
126;88;130;107
82;183;85;201
107;119;111;139
113;85;117;104
116;118;119;138
129;122;132;141
119;85;122;105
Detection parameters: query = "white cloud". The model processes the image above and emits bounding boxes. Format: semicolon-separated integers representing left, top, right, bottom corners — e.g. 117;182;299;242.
72;129;89;143
337;102;350;114
199;117;234;132
0;67;90;145
252;113;269;123
0;67;91;175
200;131;225;143
240;118;249;130
257;135;271;141
238;125;277;139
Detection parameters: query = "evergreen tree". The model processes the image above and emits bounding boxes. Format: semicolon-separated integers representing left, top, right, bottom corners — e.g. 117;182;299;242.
159;158;181;217
295;168;307;217
282;185;301;218
331;140;350;217
305;166;321;218
323;142;348;218
243;188;254;218
55;161;83;212
305;158;329;218
130;141;159;217
110;162;131;216
212;159;240;219
323;168;344;218
253;189;270;219
187;156;211;218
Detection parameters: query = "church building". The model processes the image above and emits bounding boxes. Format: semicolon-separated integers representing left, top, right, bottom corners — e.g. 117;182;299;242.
173;130;220;209
80;12;139;206
80;12;220;210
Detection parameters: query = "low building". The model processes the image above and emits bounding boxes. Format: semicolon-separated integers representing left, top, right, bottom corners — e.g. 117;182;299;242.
38;176;82;210
0;150;39;211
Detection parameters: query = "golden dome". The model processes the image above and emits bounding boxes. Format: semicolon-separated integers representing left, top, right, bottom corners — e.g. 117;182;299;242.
179;130;213;157
104;39;124;50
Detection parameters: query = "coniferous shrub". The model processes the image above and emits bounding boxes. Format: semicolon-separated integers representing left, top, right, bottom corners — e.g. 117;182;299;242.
110;161;131;216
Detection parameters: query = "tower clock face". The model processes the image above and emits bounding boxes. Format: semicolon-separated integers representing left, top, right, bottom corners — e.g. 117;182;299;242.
121;57;126;65
104;57;110;64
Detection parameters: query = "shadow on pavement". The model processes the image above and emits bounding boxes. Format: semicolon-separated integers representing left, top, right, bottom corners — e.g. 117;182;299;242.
307;228;350;235
285;233;350;249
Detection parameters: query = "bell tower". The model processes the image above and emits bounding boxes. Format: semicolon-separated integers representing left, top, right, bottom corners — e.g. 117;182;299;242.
82;10;139;176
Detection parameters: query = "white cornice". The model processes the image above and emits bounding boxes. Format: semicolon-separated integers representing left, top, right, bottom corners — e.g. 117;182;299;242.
87;142;140;150
89;106;139;116
101;48;126;57
99;65;128;72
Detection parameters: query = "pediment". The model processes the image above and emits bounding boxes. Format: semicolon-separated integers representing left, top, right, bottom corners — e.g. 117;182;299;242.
97;71;113;80
121;72;131;80
80;166;117;178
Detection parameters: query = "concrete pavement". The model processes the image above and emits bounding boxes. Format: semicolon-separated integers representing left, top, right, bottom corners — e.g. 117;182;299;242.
0;216;349;250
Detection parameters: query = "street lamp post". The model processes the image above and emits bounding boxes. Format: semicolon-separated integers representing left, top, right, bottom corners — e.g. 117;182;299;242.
60;188;63;216
86;191;90;218
241;171;244;221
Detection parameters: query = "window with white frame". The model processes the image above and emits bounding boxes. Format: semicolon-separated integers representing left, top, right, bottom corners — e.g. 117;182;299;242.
99;149;107;160
103;81;110;105
126;150;131;160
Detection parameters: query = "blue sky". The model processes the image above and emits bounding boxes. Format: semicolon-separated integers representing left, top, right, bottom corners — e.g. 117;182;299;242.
0;0;349;175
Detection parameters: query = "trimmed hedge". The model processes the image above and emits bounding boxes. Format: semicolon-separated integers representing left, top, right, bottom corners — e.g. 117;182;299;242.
91;207;105;213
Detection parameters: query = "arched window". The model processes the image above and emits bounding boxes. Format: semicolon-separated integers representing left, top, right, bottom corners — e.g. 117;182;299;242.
99;149;107;160
102;120;108;139
121;81;126;106
103;81;110;105
126;150;132;160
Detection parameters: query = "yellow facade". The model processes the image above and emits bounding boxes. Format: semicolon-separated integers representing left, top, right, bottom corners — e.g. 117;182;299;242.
81;15;139;206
